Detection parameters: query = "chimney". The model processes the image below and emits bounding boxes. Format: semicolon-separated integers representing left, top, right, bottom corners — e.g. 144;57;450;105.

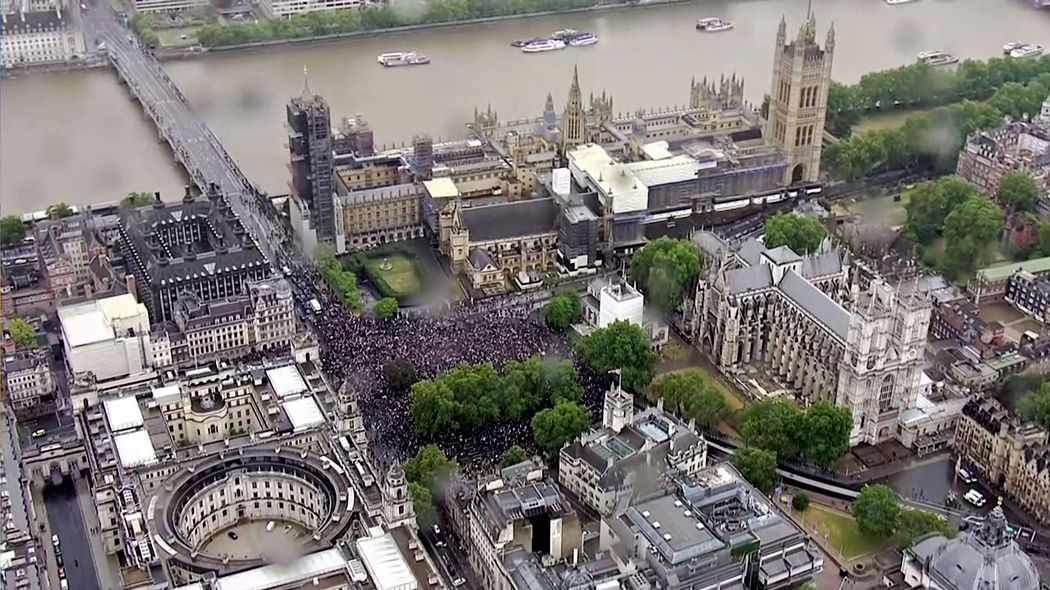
126;274;137;301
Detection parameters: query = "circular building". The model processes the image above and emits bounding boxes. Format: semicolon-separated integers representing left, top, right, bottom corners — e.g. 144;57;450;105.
146;443;355;584
902;506;1042;590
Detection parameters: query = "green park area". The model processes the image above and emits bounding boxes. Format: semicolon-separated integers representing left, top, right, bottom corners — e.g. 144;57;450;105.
365;255;421;298
850;107;932;135
801;504;886;560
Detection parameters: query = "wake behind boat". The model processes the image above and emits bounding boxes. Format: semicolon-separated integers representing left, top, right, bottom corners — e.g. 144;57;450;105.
521;39;566;53
377;51;430;66
696;17;733;31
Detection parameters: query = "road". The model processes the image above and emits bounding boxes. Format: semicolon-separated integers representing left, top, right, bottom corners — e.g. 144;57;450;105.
81;2;290;268
43;480;100;590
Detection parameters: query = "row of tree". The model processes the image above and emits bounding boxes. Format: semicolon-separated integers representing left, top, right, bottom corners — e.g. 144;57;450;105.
197;0;598;48
739;398;853;467
825;72;1050;181
542;290;581;329
826;55;1050;136
852;484;957;547
902;176;1004;276
316;249;361;313
403;444;457;526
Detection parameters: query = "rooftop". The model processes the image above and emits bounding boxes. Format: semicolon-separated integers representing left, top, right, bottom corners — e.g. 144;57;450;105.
356;533;417;590
977;256;1050;283
462;198;558;243
281;396;324;432
104;396;144;432
265;365;308;398
422;177;460;200
113;430;157;469
212;547;351;590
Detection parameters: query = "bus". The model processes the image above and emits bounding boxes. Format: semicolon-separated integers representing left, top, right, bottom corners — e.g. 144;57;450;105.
309;299;322;313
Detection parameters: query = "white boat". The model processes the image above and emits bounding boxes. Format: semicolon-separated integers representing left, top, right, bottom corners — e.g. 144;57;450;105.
568;33;598;46
1003;41;1027;54
696;17;733;31
550;28;579;40
923;53;959;66
916;49;945;60
377;51;431;66
1010;44;1044;58
521;39;566;53
885;0;915;5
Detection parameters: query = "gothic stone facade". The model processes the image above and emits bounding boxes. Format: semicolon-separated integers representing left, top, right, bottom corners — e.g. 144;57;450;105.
682;232;930;446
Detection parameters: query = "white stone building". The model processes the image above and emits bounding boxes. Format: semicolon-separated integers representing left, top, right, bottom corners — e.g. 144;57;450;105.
2;350;55;419
258;0;363;19
559;382;707;515
683;232;931;446
579;275;669;349
0;7;84;67
58;293;160;382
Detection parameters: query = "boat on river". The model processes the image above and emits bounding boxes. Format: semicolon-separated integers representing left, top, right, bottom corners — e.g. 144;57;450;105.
918;50;959;66
521;39;566;53
696;17;733;31
1009;43;1044;58
377;51;430;66
568;33;598;46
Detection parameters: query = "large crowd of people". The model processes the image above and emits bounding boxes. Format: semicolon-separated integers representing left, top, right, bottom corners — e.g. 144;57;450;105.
297;263;609;469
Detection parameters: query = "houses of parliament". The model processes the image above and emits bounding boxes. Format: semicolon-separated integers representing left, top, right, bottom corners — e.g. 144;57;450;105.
286;15;835;293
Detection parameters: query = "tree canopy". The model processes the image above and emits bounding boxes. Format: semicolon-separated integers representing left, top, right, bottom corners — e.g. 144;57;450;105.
0;216;26;245
408;482;435;526
998;171;1040;212
942;196;1003;273
374;297;398;319
902;176;980;244
122;192;156;207
543;290;581;329
531;400;590;458
1018;382;1050;431
739;399;802;460
731;447;778;494
500;445;528;468
853;484;901;538
798;402;853;467
649;370;730;429
7;317;36;350
575;320;657;392
46;202;74;219
792;492;810;513
738;399;853;465
411;357;581;435
382;358;418;392
404;444;457;491
763;213;828;255
628;237;701;311
897;508;956;548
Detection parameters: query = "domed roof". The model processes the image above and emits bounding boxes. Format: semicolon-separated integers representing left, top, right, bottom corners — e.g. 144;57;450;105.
909;507;1041;590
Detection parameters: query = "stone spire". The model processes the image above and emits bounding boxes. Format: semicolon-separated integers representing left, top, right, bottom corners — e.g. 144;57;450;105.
299;65;314;103
977;504;1009;548
776;14;787;47
382;460;415;528
825;21;835;53
561;65;587;151
1039;88;1050;123
602;379;634;433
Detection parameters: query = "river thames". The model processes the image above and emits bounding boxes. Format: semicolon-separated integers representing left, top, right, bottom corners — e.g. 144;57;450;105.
1;0;1048;213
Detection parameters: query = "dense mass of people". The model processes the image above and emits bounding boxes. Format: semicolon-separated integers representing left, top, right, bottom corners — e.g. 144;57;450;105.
295;263;609;469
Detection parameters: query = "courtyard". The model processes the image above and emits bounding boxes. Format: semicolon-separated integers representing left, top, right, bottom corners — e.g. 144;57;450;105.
797;504;887;560
980;301;1042;342
366;255;422;298
201;520;320;562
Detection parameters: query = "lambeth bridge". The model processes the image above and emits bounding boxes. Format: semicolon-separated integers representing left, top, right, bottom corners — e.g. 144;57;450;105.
84;4;289;265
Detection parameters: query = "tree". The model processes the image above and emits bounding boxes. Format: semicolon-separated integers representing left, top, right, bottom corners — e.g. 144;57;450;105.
628;237;700;310
411;380;461;435
998;171;1040;212
543;290;581;329
8;317;36;350
763;213;828;255
903;176;979;244
739;399;802;460
575;320;658;392
897;508;956;547
46;202;74;219
853;484;901;539
650;370;730;429
374;297;398;319
0;216;25;245
792;492;810;513
500;445;528;468
799;402;853;466
731;447;778;494
382;358;418;391
1018;383;1050;430
122;192;155;207
532;401;590;458
408;481;435;526
404;444;456;490
942;196;1003;273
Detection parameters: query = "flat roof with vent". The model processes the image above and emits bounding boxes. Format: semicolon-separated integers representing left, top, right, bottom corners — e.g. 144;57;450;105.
265;365;308;398
104;396;144;432
356;533;417;590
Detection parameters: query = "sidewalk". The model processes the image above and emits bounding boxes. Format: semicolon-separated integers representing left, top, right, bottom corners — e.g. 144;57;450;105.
73;476;122;590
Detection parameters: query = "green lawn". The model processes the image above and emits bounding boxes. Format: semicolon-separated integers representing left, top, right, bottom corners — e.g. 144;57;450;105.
366;255;421;296
802;505;886;559
851;107;933;134
155;27;199;48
